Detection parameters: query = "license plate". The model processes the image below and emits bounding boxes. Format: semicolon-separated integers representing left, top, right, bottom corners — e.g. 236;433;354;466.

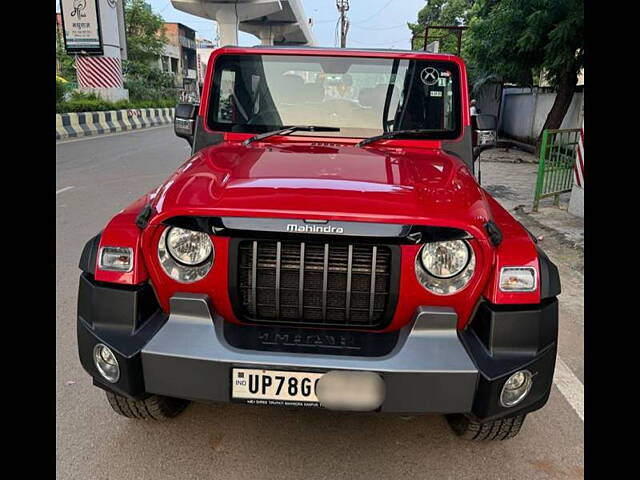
231;368;323;407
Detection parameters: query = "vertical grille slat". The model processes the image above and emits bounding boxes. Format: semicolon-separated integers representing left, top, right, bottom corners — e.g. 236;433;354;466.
237;239;394;328
345;244;353;320
275;241;282;319
369;246;378;324
322;243;329;322
251;241;258;317
299;242;305;318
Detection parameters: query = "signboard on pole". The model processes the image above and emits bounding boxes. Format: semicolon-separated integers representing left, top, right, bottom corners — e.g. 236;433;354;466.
60;0;103;55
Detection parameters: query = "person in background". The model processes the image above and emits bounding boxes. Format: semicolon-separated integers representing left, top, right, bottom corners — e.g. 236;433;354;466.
470;99;479;116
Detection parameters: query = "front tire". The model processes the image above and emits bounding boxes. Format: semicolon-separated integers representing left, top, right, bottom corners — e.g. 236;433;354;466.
445;413;526;441
106;391;189;420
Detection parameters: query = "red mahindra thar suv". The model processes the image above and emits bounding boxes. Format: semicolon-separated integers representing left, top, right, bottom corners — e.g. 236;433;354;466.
77;46;560;441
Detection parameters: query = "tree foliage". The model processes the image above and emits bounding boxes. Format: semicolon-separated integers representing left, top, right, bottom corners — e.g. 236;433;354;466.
123;60;177;102
124;0;167;64
465;0;583;147
465;0;583;89
56;28;76;82
408;0;476;53
123;0;177;102
408;0;583;148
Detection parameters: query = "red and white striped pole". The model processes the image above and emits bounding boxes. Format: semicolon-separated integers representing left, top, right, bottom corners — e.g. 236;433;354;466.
568;120;584;217
76;55;123;89
574;123;584;187
76;0;128;101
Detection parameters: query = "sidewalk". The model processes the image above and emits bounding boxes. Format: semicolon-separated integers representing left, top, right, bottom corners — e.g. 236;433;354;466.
479;147;584;251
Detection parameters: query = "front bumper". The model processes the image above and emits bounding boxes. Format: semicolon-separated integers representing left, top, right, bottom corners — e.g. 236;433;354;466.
77;273;557;419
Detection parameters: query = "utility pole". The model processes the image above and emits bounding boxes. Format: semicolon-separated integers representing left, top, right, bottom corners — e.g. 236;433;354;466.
336;0;349;48
116;0;128;61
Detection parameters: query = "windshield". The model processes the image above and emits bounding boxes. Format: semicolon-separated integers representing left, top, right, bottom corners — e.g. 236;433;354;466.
207;54;461;139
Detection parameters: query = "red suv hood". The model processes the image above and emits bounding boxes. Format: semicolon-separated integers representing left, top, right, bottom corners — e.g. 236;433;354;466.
149;142;491;231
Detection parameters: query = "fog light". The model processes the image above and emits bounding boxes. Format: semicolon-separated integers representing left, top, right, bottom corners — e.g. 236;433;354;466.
500;370;532;407
93;344;120;383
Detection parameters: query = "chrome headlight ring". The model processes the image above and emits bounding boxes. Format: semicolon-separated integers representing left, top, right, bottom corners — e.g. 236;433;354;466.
158;227;214;283
415;240;476;295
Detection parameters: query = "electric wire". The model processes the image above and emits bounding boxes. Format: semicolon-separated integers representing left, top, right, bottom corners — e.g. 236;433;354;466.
351;0;396;25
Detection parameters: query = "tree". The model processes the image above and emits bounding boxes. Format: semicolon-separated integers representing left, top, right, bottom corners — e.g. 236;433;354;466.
408;1;476;53
124;0;167;64
123;0;177;102
465;0;584;150
56;27;76;81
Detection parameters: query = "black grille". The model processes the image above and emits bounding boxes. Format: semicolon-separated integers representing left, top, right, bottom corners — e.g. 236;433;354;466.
234;239;397;328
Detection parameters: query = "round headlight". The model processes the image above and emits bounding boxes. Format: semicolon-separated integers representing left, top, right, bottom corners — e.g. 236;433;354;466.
166;227;213;265
158;227;214;283
415;240;475;295
420;240;470;278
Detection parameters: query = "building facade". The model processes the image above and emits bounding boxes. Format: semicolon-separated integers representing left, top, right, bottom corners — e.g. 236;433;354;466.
196;38;217;93
159;23;199;95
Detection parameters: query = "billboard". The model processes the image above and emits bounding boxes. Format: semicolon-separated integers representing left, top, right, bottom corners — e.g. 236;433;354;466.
60;0;103;55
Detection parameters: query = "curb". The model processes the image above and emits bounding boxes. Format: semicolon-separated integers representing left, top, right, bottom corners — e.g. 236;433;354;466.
55;108;175;140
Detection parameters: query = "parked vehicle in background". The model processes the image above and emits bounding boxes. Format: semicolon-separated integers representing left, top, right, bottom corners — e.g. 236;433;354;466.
77;46;560;441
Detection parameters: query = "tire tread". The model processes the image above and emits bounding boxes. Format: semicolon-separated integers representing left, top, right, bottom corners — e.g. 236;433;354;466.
445;413;526;441
105;391;189;420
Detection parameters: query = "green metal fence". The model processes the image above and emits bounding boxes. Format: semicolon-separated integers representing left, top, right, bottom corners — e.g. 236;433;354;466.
533;128;580;211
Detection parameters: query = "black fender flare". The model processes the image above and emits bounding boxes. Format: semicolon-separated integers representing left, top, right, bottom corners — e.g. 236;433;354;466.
79;233;102;275
537;246;561;299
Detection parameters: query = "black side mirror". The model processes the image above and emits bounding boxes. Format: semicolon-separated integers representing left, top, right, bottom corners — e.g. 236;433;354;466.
174;103;198;146
471;113;497;160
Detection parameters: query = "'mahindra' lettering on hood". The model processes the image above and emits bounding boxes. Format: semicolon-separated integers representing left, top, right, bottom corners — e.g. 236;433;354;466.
286;224;345;234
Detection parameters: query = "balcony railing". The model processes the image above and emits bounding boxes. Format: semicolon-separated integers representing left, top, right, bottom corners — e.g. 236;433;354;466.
179;36;196;50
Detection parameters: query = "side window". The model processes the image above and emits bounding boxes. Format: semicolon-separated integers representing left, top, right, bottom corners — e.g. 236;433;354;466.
217;70;236;123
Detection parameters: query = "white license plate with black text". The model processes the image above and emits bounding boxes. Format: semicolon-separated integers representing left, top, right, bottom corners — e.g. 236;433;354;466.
232;368;323;407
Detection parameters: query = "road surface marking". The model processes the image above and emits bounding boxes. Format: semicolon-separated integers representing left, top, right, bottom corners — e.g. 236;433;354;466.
56;186;75;195
56;125;171;144
553;356;584;421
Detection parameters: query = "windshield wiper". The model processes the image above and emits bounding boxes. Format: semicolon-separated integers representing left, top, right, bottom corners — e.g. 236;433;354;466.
243;125;340;146
356;129;441;147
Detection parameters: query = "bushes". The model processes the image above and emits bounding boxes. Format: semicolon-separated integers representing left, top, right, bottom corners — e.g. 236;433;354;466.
122;60;179;105
56;91;177;113
55;56;180;113
56;78;66;104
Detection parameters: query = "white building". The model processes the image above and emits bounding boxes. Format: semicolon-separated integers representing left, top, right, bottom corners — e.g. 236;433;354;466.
196;38;218;91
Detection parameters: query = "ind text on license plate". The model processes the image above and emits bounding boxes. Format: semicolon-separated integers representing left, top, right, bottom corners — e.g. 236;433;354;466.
232;368;323;407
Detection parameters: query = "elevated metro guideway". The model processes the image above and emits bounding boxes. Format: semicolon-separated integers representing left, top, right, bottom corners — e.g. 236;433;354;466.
171;0;316;46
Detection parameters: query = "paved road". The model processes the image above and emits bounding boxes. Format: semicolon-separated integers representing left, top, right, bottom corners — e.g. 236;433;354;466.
56;126;583;480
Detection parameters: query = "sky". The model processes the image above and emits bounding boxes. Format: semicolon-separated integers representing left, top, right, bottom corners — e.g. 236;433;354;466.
145;0;428;49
